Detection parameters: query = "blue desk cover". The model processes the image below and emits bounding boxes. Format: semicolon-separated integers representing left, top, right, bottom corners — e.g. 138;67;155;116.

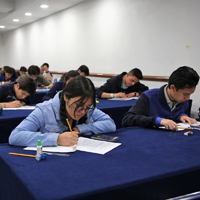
0;127;200;199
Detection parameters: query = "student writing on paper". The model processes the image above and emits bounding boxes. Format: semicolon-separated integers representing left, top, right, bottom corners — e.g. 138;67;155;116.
122;66;199;131
42;70;79;102
96;68;149;99
0;66;18;84
16;65;53;89
9;76;116;147
0;76;36;108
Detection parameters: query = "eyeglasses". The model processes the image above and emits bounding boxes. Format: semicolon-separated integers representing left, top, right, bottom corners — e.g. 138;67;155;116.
70;98;94;113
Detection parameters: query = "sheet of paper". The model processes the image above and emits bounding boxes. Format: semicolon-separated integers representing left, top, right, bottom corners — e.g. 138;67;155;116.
159;122;200;131
24;137;121;155
3;106;35;110
108;97;138;101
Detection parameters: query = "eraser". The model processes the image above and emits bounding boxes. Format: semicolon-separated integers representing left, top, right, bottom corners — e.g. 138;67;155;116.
184;131;193;136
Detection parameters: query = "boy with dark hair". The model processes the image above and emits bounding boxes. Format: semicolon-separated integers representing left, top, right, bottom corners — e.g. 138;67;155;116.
40;63;53;82
0;66;17;84
122;66;199;131
16;66;27;76
0;76;37;108
96;68;149;99
77;65;89;76
17;65;53;89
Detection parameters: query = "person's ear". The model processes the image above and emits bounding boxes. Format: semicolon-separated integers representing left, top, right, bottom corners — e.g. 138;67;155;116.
63;95;67;102
170;84;176;91
16;83;20;89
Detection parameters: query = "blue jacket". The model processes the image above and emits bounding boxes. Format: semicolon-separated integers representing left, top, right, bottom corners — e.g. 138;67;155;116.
9;92;116;147
122;85;190;128
42;81;65;102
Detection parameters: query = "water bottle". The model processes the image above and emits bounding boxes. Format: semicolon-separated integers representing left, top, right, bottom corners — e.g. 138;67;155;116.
43;71;47;79
53;75;58;83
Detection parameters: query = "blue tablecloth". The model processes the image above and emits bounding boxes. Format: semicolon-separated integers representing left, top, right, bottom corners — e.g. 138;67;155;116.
1;127;200;199
0;99;136;143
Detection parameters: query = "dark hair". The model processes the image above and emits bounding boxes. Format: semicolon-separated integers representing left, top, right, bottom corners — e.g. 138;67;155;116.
78;65;89;76
2;66;17;78
59;76;96;128
129;68;143;79
64;70;80;82
20;66;27;72
168;66;199;90
17;76;37;95
28;65;40;76
41;63;49;68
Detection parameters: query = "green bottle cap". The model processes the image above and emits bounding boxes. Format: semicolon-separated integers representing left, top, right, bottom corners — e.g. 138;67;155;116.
37;140;41;146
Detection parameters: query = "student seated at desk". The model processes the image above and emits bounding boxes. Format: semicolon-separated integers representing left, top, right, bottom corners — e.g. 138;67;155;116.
0;66;17;84
96;68;149;99
9;76;116;147
77;65;89;77
16;66;27;77
0;76;37;108
17;65;53;89
42;70;79;102
122;66;199;131
40;63;53;83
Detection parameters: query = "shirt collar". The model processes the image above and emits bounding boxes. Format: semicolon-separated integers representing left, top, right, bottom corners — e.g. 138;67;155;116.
164;85;178;110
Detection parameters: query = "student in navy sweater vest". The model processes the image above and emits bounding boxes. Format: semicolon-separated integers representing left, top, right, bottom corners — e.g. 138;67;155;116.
122;66;199;131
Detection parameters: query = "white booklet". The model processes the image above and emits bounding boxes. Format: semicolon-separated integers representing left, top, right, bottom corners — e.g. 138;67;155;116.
24;137;121;155
3;106;35;110
108;97;138;100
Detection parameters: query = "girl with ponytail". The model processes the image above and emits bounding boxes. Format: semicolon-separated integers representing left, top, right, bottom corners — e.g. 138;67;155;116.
9;76;116;147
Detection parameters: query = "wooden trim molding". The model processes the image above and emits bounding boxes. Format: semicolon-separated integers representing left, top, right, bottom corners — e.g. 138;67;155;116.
51;71;169;82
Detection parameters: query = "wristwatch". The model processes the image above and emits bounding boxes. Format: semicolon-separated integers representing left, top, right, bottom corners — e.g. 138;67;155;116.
111;93;114;98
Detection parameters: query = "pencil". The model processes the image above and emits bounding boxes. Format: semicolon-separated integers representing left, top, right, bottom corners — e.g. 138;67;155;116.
66;119;76;151
9;153;36;158
178;127;193;130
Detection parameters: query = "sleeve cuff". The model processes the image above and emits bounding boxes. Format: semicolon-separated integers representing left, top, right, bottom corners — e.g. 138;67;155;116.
155;117;163;127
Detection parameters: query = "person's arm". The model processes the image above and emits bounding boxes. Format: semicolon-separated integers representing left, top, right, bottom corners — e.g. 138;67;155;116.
137;83;149;95
42;83;60;102
96;80;126;99
122;93;158;128
9;107;59;147
37;75;53;88
75;108;116;135
0;101;24;108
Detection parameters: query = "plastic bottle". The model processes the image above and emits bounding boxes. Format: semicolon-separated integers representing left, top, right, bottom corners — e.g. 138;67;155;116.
36;140;43;155
43;71;47;79
36;140;44;161
53;75;58;83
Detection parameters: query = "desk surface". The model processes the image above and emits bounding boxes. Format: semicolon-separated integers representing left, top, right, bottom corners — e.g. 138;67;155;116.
1;127;200;200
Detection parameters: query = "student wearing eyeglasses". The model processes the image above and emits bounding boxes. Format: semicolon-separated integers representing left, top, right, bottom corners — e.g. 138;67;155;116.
9;75;116;147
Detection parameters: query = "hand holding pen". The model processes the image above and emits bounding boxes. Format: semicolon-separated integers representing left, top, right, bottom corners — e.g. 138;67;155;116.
57;119;79;147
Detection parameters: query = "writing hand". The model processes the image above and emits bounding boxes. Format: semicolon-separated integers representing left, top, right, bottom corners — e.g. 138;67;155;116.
8;100;23;108
160;119;178;131
57;131;79;146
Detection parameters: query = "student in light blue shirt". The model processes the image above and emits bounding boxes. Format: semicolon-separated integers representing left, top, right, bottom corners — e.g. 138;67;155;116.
9;76;116;147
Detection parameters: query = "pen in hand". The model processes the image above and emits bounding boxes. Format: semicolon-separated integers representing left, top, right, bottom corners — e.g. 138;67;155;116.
66;119;77;151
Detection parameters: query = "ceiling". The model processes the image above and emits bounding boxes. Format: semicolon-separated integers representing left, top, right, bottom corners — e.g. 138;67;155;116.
0;0;87;33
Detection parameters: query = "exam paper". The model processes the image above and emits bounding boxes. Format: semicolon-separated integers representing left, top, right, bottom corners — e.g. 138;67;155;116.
108;97;138;100
24;137;121;155
3;106;35;110
159;122;200;131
